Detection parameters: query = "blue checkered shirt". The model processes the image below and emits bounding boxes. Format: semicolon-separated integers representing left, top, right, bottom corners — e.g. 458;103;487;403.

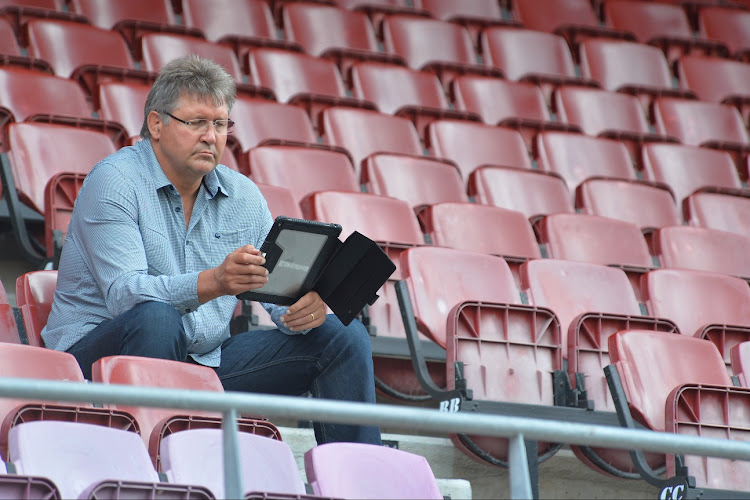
42;139;299;366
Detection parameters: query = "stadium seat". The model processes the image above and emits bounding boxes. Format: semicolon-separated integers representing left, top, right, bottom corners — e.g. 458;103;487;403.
652;97;750;181
535;131;637;193
361;153;468;212
467;165;574;221
14;270;56;348
414;0;515;48
44;171;85;263
575;178;682;234
553;86;678;167
641;143;743;205
698;5;750;60
677;55;750;123
349;61;480;142
426;119;531;185
380;14;502;90
0;462;60;500
653;225;750;280
0;280;18;344
642;268;750;368
92;355;282;470
299;190;434;401
0;1;87;48
96;80;150;142
684;191;750;238
256;183;303;219
245;144;360;207
521;260;678;477
305;442;443;499
0;16;53;74
605;330;746;495
319;106;423;178
451;75;582;154
731;341;750;386
9;420;213;499
602;0;728;67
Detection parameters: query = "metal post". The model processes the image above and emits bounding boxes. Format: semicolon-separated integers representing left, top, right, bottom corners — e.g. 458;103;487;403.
508;434;533;500
223;408;243;499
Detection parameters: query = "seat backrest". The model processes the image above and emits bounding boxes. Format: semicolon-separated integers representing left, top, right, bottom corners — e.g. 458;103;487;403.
181;0;277;42
452;75;552;125
97;80;151;140
426;119;532;184
535;131;637;192
513;0;602;33
26;18;135;78
652;97;749;146
282;2;379;56
246;145;360;206
685;191;750;238
401;246;521;348
6;122;116;215
350;61;449;115
576;177;681;232
731;341;750;387
0;16;21;56
255;183;303;219
141;33;245;83
677;55;750;104
69;0;175;29
420;202;541;260
362;153;468;210
305;442;443;499
698;6;750;57
15;270;58;347
579;38;675;92
480;27;578;81
320;107;422;177
230;96;317;153
604;0;694;43
415;0;504;22
653;225;750;278
0;281;17;344
468;165;574;220
554;86;651;137
608;329;732;431
247;48;347;103
641;142;742;204
381;14;477;69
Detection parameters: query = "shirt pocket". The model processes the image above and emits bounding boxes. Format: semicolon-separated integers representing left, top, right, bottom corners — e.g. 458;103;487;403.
207;227;254;265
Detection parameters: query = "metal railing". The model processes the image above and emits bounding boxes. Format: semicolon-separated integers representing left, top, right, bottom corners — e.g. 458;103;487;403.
0;377;749;499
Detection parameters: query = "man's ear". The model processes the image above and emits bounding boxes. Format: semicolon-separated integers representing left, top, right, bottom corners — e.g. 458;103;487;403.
147;110;163;139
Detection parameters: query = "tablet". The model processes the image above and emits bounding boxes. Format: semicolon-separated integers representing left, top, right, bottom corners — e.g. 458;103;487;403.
236;216;343;305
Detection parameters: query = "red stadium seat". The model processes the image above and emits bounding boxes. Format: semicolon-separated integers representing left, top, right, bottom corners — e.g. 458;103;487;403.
731;341;750;386
414;0;515;48
14;270;56;347
96;80;150;142
684;191;750;239
677;55;750;123
698;5;750;60
0;280;19;344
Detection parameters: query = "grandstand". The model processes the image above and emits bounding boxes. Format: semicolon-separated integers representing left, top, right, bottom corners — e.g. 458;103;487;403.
0;0;749;498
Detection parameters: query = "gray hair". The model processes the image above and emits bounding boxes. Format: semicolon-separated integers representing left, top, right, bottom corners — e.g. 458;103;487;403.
140;55;236;139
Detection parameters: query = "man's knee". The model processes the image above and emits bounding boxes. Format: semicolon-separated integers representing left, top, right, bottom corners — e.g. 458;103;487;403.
318;315;373;359
120;301;187;360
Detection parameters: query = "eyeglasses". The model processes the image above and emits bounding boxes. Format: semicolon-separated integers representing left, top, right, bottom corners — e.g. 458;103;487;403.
163;112;235;135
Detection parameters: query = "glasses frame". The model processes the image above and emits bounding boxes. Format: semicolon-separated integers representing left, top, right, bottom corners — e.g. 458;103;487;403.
162;112;235;135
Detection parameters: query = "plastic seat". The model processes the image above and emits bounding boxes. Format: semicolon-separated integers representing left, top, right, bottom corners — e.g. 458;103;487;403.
361;153;468;211
677;55;750;123
44;171;86;263
305;442;443;499
320;106;422;178
467;165;574;221
535;131;637;193
96;80;150;142
349;61;480;142
731;341;750;386
684;191;750;238
652;97;750;181
14;270;56;348
698;5;750;60
300;190;430;401
256;183;303;219
653;225;750;279
521;259;678;477
603;0;728;67
246;144;360;207
92;355;282;470
641;142;743;204
0;281;18;344
426;119;531;186
0;462;60;500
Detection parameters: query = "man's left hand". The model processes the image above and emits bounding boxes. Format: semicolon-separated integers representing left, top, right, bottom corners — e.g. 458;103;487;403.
281;291;326;331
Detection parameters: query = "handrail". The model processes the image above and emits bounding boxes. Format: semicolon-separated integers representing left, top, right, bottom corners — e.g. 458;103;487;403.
0;377;749;499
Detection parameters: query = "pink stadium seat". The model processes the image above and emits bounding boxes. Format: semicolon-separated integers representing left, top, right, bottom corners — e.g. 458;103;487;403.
245;144;360;207
349;61;480;142
575;178;681;233
416;0;515;49
305;442;443;499
426;119;532;185
699;5;750;60
467;166;574;221
44;171;85;261
0;281;18;344
535;131;637;193
256;183;303;219
684;191;750;238
731;341;750;386
320;107;423;178
96;80;151;142
15;270;56;348
677;55;750;123
653;225;750;279
361;153;468;211
641;143;743;204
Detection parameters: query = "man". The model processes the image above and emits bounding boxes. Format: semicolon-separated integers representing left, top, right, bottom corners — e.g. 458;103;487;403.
42;55;381;445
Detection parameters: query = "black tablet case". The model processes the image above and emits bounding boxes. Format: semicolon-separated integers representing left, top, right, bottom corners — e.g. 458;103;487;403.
237;217;396;326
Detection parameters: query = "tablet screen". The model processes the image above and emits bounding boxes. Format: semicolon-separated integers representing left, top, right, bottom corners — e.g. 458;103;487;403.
255;229;329;297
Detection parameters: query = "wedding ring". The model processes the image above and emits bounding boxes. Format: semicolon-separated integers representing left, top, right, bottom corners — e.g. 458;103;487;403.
311;312;315;321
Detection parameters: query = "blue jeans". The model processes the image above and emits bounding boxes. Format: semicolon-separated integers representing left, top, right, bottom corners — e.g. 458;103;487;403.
66;301;382;445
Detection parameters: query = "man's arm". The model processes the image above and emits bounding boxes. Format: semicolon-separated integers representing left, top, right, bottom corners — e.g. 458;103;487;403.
197;244;268;303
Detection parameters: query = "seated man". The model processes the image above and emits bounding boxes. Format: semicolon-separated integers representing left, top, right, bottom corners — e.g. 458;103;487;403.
42;55;381;445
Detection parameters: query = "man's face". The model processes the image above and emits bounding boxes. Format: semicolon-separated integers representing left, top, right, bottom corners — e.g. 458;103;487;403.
150;94;229;186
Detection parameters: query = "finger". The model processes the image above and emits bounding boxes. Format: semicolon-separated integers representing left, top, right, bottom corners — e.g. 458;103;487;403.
285;291;319;315
283;308;325;331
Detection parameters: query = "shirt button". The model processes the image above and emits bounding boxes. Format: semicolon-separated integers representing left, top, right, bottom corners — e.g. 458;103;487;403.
185;308;191;313
175;207;182;213
215;233;220;239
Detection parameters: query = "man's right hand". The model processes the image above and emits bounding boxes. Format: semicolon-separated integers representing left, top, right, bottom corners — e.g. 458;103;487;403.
198;245;269;303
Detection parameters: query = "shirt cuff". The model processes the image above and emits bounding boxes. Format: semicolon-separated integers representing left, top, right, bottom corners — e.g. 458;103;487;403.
172;272;201;314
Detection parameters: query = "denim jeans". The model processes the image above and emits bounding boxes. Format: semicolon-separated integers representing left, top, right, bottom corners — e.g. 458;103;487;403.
66;301;382;445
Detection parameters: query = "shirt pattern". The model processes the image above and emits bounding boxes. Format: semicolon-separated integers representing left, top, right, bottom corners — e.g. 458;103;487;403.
42;139;302;366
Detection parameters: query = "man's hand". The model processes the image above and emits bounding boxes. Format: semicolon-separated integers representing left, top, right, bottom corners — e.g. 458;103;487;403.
281;291;326;331
198;245;268;303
